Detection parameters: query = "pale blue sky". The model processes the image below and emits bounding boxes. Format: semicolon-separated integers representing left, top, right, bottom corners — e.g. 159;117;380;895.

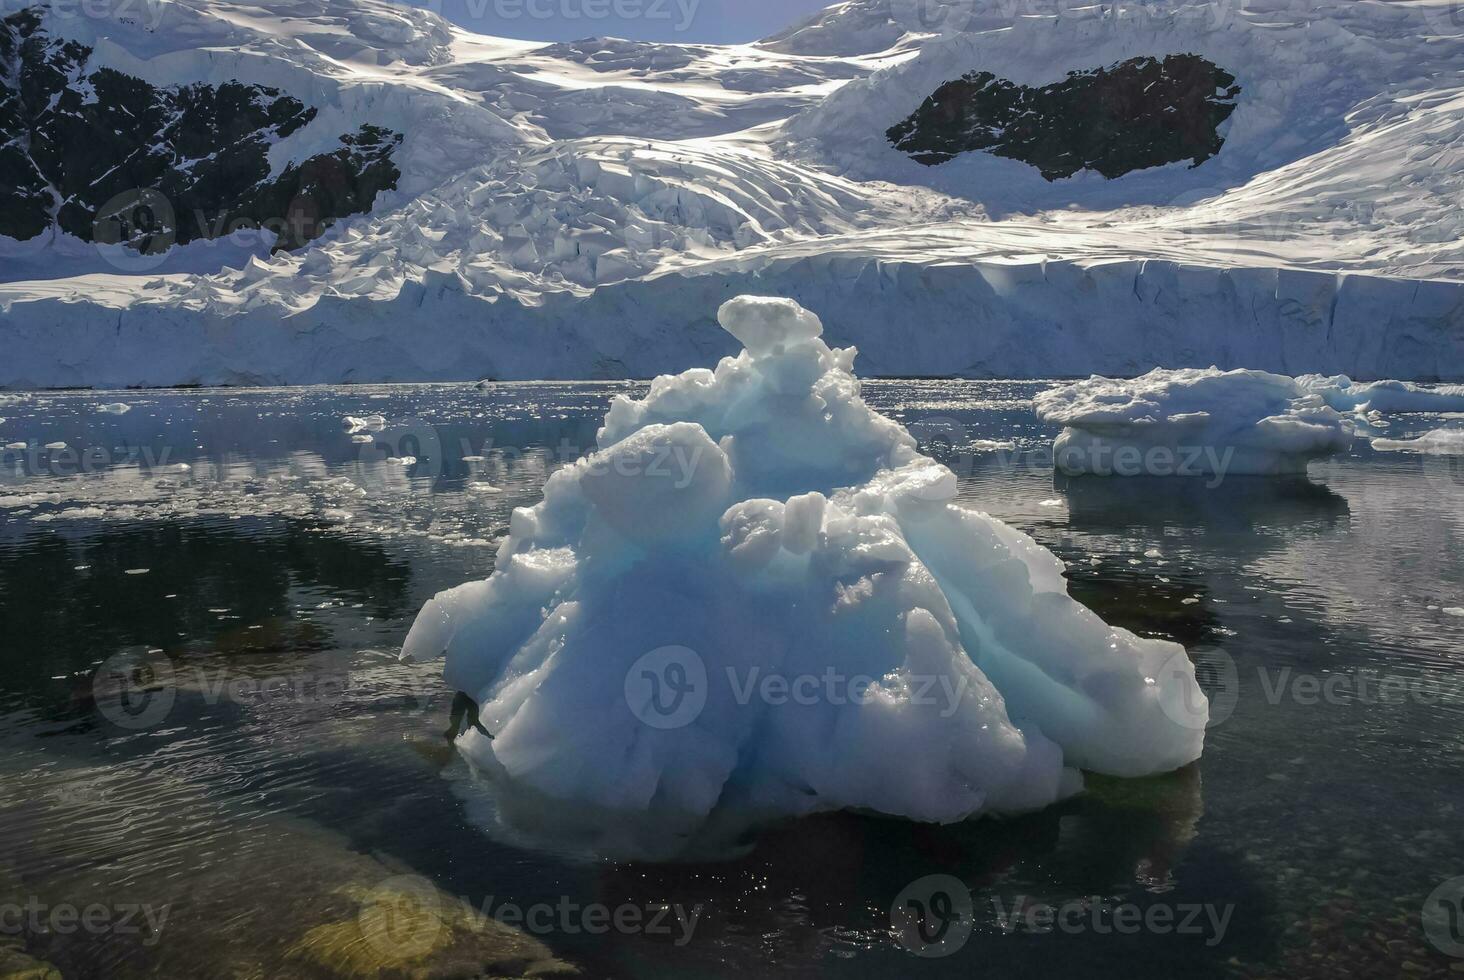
402;0;836;43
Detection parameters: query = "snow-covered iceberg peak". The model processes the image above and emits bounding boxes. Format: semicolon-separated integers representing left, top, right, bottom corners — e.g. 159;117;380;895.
1036;367;1356;479
403;297;1206;858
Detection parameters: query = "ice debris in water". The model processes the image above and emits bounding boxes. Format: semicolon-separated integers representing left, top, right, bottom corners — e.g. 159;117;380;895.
403;296;1206;859
97;403;131;414
345;415;387;432
1371;427;1464;454
1035;367;1356;477
1297;376;1464;415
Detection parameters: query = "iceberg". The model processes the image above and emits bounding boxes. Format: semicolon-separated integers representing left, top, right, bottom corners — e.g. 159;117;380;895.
1035;367;1355;479
1371;428;1464;455
1297;376;1464;415
403;297;1206;859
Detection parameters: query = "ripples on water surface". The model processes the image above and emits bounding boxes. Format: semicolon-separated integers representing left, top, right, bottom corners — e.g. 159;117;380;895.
1;381;1462;979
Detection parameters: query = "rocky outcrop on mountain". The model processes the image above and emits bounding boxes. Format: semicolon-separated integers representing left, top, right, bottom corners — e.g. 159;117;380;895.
886;54;1240;178
0;7;401;252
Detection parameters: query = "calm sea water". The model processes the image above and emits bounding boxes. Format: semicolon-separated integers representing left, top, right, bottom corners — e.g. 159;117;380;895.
1;381;1462;979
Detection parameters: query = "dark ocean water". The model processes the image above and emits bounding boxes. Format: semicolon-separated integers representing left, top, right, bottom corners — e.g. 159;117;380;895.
1;381;1461;979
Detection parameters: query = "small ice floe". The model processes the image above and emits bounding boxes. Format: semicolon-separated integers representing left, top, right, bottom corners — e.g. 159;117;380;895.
1038;498;1063;507
1370;428;1464;455
1182;597;1200;605
4;442;25;450
461;455;486;462
468;483;502;493
1299;376;1464;415
389;455;417;466
971;439;1016;451
350;434;374;444
44;441;67;450
1036;368;1353;477
322;509;354;522
344;415;387;433
97;403;132;415
1144;548;1163;559
1444;607;1464;618
124;568;150;575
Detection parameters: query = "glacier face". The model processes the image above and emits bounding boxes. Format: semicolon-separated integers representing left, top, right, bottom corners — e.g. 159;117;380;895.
402;296;1207;859
1;0;1463;386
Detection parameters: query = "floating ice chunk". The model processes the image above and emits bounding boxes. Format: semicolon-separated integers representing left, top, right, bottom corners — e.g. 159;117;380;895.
1299;376;1464;415
1036;368;1355;477
388;455;417;465
1444;607;1464;618
124;568;150;575
97;403;131;414
345;415;387;432
350;434;374;444
44;441;67;450
1370;427;1464;454
404;297;1205;859
4;442;25;450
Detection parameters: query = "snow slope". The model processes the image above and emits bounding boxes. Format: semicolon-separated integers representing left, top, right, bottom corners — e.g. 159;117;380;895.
2;0;1463;386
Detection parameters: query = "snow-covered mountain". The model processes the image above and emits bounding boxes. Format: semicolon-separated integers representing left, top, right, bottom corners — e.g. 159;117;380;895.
1;0;1462;386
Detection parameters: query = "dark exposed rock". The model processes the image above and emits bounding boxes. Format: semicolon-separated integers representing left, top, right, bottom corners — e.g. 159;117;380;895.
887;54;1241;179
0;7;401;253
